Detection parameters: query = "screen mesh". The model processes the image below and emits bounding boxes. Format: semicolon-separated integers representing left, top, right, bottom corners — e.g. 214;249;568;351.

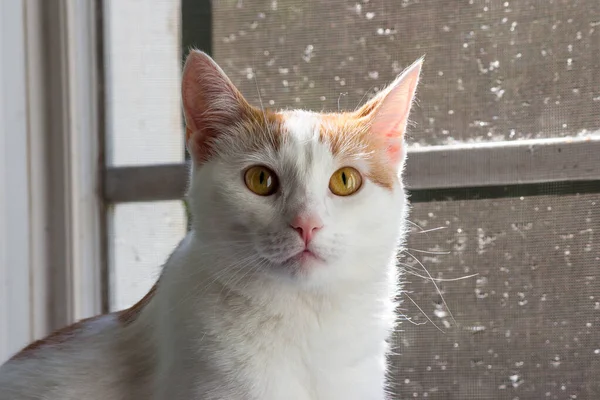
109;201;187;310
391;192;599;399
213;0;600;146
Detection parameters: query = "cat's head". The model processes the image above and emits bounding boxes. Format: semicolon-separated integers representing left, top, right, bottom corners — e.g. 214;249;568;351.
182;50;421;287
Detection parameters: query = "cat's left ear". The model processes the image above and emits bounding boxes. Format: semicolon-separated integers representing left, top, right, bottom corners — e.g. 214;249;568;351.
358;57;423;164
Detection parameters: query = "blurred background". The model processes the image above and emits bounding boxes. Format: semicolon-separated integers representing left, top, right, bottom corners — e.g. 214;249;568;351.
0;0;599;398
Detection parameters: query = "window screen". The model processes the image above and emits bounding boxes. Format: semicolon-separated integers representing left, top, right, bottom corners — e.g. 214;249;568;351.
189;1;600;398
212;0;600;145
393;192;599;399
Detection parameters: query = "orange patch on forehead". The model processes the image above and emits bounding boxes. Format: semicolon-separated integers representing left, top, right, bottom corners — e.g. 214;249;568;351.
238;106;285;152
190;104;285;163
318;112;397;190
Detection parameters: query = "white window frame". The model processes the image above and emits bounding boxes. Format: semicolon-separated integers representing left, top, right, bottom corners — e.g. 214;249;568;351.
1;0;31;363
0;0;104;363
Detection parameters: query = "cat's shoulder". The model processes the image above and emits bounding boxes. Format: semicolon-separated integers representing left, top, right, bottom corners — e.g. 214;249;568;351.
6;284;156;363
7;313;116;363
0;313;127;400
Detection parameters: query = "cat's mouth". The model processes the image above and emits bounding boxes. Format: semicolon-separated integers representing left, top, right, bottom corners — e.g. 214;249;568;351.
283;248;324;267
298;249;320;261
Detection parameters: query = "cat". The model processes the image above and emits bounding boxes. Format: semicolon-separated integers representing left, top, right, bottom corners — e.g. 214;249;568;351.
0;50;422;400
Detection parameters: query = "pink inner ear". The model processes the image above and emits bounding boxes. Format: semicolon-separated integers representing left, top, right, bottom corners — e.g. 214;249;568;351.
182;50;252;163
384;119;405;138
379;122;404;161
387;142;402;161
366;57;422;165
372;113;406;163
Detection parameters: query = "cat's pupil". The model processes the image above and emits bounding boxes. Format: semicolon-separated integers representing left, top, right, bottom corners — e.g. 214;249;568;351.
259;171;265;185
342;172;347;186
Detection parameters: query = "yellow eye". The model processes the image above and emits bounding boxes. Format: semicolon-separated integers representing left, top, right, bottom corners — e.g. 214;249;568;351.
244;166;279;196
329;167;362;196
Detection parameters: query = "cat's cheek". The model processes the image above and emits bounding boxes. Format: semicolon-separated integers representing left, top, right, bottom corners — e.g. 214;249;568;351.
253;230;303;264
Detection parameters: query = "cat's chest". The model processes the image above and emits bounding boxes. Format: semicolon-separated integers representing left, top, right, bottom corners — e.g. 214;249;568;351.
217;301;392;400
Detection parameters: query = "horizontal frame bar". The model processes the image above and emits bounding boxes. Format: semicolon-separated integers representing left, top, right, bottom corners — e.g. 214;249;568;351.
406;136;600;190
409;180;600;203
104;136;600;203
105;163;189;203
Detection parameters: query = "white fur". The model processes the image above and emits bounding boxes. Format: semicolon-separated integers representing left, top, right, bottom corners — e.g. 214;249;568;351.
0;52;420;399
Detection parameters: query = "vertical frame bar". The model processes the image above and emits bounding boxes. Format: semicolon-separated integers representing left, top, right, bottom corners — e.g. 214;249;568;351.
181;0;212;57
64;0;105;322
0;0;32;363
95;0;110;315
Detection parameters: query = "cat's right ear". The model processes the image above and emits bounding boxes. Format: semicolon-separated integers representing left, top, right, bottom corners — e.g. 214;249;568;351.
182;50;252;163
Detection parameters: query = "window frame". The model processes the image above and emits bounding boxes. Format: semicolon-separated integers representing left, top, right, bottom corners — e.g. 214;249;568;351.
0;0;105;362
1;0;32;362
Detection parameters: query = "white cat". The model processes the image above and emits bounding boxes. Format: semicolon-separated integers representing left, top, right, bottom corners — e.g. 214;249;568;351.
0;50;422;400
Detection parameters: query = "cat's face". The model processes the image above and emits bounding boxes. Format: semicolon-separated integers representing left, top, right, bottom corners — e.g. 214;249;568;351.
182;51;421;287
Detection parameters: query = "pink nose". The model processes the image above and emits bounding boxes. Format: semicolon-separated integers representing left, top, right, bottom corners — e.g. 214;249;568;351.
290;214;323;244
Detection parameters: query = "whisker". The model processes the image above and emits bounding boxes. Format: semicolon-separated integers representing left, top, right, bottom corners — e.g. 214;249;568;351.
403;269;478;282
353;85;376;112
403;250;458;327
396;309;428;327
406;221;448;240
405;220;425;231
403;292;445;333
252;64;277;149
209;253;261;291
416;226;448;234
405;248;451;255
236;262;264;292
337;92;347;111
168;252;262;311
